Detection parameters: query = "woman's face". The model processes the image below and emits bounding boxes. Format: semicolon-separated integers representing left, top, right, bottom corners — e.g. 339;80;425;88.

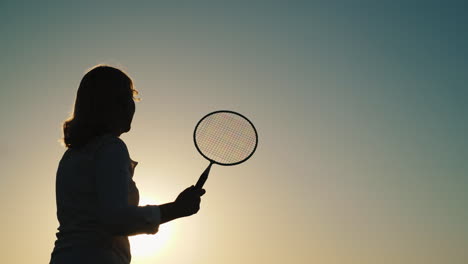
113;97;135;136
123;98;135;133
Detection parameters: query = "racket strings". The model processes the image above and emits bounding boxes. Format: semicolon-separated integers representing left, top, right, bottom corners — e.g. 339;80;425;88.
195;112;257;164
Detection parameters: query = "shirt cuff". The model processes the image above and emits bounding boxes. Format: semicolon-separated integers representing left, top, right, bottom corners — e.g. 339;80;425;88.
143;205;161;234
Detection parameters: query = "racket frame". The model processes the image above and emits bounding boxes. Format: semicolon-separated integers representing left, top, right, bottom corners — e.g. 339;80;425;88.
193;110;258;166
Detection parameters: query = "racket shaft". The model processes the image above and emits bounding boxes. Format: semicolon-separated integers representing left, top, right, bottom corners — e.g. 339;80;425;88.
196;163;212;189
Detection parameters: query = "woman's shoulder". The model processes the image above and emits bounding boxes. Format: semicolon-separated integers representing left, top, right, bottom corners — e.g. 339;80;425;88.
80;134;128;155
59;134;130;171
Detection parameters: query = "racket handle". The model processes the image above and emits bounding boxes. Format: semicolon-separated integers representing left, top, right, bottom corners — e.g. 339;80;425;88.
195;163;212;189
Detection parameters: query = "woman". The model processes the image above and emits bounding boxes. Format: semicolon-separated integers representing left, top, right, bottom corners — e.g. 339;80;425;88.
50;65;205;264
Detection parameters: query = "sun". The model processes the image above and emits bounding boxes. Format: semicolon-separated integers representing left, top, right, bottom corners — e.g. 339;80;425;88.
129;196;174;259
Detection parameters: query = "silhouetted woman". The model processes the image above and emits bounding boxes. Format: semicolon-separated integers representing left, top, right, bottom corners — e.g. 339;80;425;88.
50;65;205;264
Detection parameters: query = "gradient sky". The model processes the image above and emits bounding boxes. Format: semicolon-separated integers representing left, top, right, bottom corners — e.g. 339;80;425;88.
1;1;467;263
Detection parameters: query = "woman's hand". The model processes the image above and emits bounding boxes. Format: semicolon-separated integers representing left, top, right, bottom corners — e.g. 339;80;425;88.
159;186;206;224
174;185;206;217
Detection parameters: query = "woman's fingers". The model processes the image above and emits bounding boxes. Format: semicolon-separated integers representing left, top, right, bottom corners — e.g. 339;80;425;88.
196;188;206;196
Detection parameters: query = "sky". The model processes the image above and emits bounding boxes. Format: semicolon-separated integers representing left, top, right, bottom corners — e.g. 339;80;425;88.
1;1;467;263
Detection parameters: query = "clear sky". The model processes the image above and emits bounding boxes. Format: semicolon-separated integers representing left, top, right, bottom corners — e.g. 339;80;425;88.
1;1;467;263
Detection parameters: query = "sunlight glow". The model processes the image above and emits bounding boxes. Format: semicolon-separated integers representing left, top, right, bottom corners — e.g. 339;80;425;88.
129;196;173;259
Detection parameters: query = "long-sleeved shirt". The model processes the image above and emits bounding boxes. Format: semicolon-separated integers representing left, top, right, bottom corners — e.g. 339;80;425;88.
50;134;160;263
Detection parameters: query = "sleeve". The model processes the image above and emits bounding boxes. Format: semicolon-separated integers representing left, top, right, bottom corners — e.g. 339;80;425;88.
94;137;161;236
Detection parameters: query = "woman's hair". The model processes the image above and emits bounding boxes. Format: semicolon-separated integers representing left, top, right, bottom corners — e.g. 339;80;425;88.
61;65;140;149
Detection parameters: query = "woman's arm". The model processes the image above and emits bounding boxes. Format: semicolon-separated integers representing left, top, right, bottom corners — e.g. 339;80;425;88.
95;138;161;236
94;137;205;235
159;202;181;224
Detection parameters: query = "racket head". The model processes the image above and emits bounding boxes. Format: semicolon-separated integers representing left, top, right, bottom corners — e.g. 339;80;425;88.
193;110;258;166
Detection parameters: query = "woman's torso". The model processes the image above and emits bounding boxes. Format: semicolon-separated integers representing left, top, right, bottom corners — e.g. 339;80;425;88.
50;134;139;264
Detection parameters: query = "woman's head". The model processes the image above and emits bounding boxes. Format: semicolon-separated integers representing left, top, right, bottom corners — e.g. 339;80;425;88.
62;65;139;149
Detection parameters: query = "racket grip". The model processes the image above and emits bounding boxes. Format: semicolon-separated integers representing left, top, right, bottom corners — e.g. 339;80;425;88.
195;163;212;189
